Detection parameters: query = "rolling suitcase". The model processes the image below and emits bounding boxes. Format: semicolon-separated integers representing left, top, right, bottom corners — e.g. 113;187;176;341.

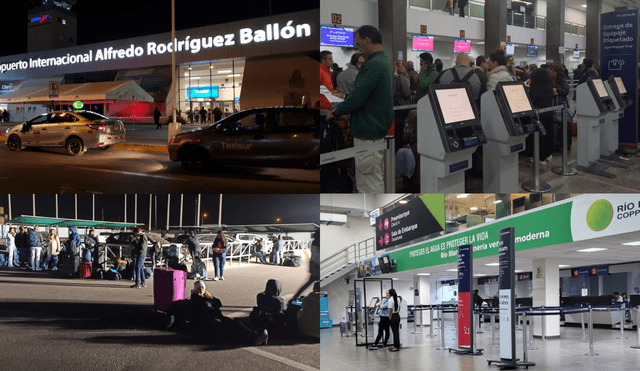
79;262;92;278
154;268;187;312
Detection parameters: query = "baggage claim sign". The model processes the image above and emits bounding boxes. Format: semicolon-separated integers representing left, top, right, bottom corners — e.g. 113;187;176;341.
375;195;445;250
0;20;311;74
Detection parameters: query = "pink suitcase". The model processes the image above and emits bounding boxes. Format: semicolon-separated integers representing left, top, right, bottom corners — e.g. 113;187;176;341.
153;268;187;312
79;262;92;278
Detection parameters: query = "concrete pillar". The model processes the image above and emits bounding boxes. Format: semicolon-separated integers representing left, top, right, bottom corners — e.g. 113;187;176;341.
414;275;431;325
585;0;602;70
378;0;407;62
532;258;560;337
484;0;507;55
546;0;566;65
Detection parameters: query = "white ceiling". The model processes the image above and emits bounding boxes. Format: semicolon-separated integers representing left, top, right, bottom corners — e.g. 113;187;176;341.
382;229;640;281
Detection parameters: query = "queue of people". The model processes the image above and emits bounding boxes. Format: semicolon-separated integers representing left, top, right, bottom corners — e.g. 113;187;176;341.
323;23;581;193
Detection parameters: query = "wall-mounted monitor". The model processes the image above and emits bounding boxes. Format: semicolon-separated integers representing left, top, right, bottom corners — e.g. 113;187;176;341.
506;43;514;56
527;45;538;57
320;25;354;48
412;35;434;51
453;38;471;53
573;49;580;59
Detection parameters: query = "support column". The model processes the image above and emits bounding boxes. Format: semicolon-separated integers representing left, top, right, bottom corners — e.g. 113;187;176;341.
586;0;603;70
532;259;560;337
546;0;566;65
484;0;507;55
414;275;431;326
378;0;407;62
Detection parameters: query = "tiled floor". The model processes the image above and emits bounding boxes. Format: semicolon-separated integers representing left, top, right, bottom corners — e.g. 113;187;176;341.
321;323;640;370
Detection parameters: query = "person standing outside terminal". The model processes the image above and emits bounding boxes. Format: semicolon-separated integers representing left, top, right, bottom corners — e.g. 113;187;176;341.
326;25;394;194
387;288;404;352
131;227;149;288
43;229;61;271
16;226;29;269
212;230;227;281
275;234;286;266
185;230;201;267
6;227;18;268
28;227;42;271
153;107;162;129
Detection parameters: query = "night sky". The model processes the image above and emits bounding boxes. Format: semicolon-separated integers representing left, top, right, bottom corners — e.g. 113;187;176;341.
1;0;320;56
0;194;319;230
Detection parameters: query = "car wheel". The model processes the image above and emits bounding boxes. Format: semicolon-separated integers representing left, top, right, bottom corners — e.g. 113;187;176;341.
180;146;210;171
65;137;84;156
98;145;112;150
6;135;21;151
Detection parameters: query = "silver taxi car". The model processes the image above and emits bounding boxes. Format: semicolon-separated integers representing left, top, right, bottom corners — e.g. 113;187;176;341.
168;106;319;170
5;110;126;156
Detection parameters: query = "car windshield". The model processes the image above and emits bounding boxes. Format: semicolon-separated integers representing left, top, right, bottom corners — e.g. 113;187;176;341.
74;111;109;121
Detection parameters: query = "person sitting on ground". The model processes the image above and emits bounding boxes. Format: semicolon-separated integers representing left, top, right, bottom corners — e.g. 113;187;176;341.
189;256;208;280
251;279;288;330
166;280;269;346
297;281;320;340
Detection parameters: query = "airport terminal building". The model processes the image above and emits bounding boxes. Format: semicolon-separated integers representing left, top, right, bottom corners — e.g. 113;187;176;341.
0;5;319;123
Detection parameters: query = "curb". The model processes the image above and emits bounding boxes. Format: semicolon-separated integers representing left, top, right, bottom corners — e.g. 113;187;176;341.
0;136;168;153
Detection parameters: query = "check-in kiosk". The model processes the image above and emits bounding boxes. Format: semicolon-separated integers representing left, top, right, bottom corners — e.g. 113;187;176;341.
418;83;486;192
481;81;539;192
602;75;634;162
576;77;618;177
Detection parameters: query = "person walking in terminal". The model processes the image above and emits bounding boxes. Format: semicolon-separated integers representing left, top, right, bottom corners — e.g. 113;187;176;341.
387;288;404;352
325;25;394;194
153;107;161;129
415;52;438;101
445;0;455;15
458;0;468;17
212;230;227;281
369;291;390;350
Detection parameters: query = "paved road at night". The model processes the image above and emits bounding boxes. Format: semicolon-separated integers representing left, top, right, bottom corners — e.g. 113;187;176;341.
0;259;319;371
0;123;319;193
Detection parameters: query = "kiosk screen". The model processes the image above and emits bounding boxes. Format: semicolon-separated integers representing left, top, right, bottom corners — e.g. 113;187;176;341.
615;76;627;94
592;79;609;98
435;88;476;124
369;297;379;308
502;84;533;114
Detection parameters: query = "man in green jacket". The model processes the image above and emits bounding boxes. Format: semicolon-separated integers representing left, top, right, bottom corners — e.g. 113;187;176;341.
326;25;394;193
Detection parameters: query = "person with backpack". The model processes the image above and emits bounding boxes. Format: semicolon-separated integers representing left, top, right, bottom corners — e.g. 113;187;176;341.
212;230;227;281
434;52;485;108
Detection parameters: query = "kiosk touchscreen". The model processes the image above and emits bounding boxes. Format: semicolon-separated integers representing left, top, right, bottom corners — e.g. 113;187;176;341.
481;81;539;192
576;77;619;177
417;83;486;192
601;75;634;161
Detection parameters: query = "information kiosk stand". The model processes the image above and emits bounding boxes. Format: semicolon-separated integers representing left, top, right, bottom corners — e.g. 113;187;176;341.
481;81;539;192
576;77;619;177
418;83;486;192
602;75;634;163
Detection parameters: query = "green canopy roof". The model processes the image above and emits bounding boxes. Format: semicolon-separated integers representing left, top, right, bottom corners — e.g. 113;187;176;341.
8;216;142;228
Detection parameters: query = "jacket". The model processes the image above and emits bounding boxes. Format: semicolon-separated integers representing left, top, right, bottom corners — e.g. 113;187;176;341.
554;79;570;105
578;68;599;85
416;64;438;101
15;231;28;248
332;50;394;140
85;234;98;249
257;279;287;313
68;227;81;248
336;64;359;95
213;237;227;254
529;80;555;124
135;233;149;257
320;63;334;110
28;229;40;248
47;235;61;255
7;233;15;250
393;74;412;106
486;65;513;91
186;235;201;254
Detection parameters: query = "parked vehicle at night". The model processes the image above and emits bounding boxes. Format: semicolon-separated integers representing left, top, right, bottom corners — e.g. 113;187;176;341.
5;110;126;156
168;106;319;171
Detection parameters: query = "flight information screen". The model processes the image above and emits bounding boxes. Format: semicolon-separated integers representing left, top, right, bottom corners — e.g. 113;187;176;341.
502;84;533;114
592;79;609;98
435;88;476;124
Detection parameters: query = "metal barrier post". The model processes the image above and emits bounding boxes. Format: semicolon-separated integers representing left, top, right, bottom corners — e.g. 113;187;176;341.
541;306;547;341
521;131;552;192
585;305;599;356
454;309;458;340
552;102;578;176
618;306;625;339
412;306;421;334
528;308;535;350
632;306;640;349
427;306;436;338
523;311;529;363
491;312;497;345
437;309;446;350
384;135;395;193
581;309;587;343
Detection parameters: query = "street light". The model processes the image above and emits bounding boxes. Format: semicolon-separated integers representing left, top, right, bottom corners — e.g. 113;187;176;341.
276;217;281;223
203;213;208;225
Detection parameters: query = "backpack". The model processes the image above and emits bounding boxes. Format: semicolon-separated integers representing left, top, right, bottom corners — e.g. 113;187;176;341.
283;256;301;267
450;67;476;91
